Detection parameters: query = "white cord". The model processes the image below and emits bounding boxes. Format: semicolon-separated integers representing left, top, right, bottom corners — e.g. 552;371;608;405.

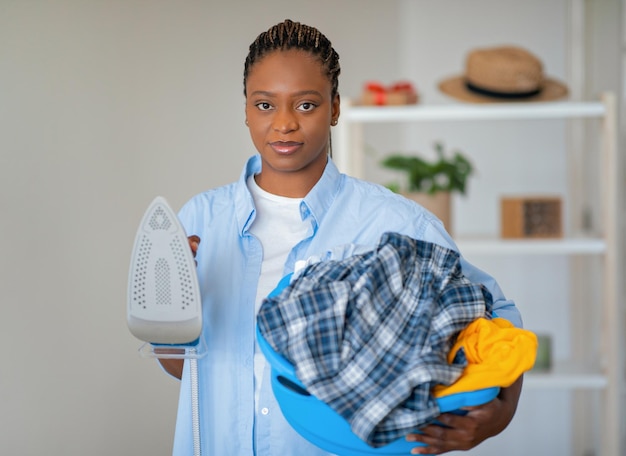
189;352;201;456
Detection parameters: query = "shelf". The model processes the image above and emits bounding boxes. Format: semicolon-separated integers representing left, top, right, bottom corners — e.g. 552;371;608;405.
333;97;613;180
341;100;606;123
454;237;606;256
525;362;607;390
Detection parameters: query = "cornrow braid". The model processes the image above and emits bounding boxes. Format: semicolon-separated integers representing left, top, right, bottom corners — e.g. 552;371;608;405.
243;19;340;98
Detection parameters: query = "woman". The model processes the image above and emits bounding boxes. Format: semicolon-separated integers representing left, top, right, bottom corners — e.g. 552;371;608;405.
160;19;523;455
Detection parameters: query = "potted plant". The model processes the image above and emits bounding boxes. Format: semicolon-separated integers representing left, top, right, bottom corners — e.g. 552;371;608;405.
381;142;474;235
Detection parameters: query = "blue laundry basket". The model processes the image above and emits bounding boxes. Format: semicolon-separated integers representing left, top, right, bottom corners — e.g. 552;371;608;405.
256;325;500;456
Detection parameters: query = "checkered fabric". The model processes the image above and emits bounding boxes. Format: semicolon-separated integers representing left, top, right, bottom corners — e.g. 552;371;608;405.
257;232;493;447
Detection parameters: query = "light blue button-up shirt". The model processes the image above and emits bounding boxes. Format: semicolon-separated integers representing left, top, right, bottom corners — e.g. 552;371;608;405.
171;154;521;455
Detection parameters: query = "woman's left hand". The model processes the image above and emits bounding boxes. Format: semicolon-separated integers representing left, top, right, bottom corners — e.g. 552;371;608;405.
405;376;523;455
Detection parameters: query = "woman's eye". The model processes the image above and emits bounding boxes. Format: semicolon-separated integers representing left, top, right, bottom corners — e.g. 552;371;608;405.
256;102;272;111
297;102;316;112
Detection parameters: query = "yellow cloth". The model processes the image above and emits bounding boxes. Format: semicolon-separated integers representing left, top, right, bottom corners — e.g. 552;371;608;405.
433;317;537;398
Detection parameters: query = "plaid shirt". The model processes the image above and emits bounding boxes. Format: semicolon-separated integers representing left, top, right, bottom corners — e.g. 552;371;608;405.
257;232;493;447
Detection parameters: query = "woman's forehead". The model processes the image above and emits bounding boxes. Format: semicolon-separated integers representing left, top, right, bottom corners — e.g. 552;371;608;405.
246;50;330;94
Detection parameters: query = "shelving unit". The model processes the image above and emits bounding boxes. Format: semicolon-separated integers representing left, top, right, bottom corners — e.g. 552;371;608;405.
334;93;623;455
334;98;610;180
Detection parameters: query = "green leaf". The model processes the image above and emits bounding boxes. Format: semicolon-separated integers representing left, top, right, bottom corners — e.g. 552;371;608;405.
380;142;474;195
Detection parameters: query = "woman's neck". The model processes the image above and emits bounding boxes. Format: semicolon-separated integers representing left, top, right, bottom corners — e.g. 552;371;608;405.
255;159;326;198
253;172;319;198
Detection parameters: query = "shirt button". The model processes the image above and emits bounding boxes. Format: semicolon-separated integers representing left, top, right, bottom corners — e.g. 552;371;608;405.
261;407;269;415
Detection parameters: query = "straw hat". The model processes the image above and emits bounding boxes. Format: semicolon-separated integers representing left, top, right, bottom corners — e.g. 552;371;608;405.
438;45;568;103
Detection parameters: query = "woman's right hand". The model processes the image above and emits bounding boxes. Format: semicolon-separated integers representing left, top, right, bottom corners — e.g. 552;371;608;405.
188;235;201;264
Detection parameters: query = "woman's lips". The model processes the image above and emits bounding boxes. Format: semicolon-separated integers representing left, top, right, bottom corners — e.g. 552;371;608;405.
270;141;303;154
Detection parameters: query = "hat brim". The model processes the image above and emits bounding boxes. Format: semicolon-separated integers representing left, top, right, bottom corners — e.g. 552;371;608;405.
438;75;568;103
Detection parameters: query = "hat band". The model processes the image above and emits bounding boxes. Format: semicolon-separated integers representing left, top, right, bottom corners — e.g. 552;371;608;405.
465;81;542;99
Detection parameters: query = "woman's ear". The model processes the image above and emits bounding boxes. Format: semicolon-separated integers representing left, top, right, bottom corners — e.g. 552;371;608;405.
331;93;340;126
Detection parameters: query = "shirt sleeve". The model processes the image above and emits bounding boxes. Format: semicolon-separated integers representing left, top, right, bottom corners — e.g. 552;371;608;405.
458;256;523;327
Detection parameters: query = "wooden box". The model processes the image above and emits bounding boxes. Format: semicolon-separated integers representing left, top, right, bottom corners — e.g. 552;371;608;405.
500;197;562;238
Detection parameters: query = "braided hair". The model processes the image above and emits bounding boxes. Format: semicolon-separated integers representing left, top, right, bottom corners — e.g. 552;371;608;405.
243;19;341;98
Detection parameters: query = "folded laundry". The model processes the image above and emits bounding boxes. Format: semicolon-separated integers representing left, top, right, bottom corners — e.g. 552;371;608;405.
257;232;493;447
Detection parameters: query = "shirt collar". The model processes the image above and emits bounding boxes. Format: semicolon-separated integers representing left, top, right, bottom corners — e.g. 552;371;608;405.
234;154;343;236
234;155;261;236
302;156;342;227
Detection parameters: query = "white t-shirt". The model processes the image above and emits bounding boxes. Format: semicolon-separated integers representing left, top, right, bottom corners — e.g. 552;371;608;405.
246;174;309;411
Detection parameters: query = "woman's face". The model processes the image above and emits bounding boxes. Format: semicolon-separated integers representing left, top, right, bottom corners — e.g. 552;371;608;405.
244;49;339;196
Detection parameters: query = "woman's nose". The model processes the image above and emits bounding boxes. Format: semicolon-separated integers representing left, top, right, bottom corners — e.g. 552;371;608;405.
272;109;298;133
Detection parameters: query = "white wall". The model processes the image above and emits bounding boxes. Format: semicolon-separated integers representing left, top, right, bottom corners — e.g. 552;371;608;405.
0;2;399;455
0;1;621;455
